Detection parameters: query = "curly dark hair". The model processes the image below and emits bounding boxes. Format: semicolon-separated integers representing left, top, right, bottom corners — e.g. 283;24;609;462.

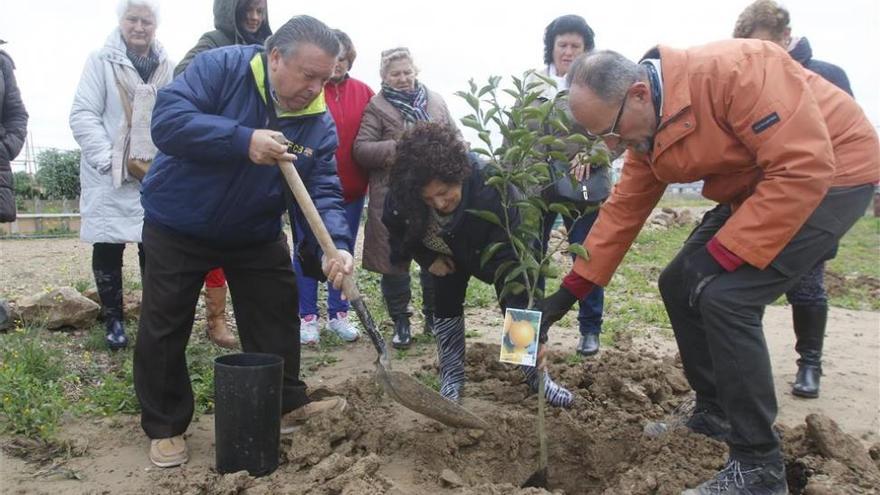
389;122;472;246
543;15;595;66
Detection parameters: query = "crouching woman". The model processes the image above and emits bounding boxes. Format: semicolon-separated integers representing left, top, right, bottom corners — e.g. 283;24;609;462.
383;122;574;408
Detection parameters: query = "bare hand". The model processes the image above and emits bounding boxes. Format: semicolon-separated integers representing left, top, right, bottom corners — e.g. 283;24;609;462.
322;250;354;298
428;255;456;277
569;153;590;182
249;129;296;165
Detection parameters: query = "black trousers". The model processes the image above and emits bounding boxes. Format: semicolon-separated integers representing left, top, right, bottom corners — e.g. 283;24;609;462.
658;185;872;463
433;262;528;318
134;222;309;439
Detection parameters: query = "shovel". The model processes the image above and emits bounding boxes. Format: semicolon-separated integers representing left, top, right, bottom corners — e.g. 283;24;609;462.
521;346;548;489
276;156;488;430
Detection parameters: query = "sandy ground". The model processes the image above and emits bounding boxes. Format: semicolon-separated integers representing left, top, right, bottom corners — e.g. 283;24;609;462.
1;237;878;494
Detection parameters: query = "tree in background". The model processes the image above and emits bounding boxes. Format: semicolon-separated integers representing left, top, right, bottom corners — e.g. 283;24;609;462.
35;149;80;199
12;171;39;199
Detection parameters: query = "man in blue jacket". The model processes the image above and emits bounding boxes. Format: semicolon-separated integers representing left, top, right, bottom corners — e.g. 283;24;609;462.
134;16;353;468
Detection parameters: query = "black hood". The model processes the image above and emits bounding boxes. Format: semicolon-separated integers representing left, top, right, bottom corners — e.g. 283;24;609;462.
788;37;813;66
213;0;272;45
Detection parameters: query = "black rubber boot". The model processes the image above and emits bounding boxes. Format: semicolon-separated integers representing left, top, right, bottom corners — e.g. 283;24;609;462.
105;318;128;350
792;304;826;398
391;316;412;349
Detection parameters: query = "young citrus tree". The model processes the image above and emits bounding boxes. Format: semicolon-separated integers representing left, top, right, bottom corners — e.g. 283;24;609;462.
456;72;608;308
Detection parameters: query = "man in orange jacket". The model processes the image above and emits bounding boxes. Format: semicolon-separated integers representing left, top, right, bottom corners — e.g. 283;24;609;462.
540;40;879;494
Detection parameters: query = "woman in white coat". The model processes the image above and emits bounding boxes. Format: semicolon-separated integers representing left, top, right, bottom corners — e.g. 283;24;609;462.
69;0;173;350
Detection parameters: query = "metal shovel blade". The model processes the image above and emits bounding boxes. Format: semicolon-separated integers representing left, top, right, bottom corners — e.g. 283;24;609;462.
350;298;489;430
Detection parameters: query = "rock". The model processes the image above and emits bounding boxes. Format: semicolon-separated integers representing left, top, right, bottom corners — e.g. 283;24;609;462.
805;414;880;477
17;287;100;330
675;209;696;226
83;288;142;320
664;370;692;395
439;468;464;487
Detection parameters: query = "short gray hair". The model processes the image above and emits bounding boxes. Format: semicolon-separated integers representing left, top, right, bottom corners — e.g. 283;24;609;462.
265;15;340;60
117;0;161;24
380;47;417;78
567;50;645;101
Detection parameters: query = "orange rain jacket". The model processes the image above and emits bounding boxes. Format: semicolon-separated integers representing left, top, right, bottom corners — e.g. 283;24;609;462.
574;39;880;286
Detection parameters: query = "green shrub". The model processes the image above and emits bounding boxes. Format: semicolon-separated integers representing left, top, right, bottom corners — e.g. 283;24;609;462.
36;149;81;200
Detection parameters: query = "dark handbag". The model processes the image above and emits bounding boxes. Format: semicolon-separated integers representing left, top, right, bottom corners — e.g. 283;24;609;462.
541;160;612;206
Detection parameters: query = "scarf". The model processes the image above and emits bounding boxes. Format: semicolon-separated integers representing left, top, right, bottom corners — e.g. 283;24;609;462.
381;82;430;123
111;54;172;187
126;48;160;83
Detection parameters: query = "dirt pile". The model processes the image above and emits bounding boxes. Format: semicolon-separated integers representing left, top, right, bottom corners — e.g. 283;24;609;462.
8;341;877;494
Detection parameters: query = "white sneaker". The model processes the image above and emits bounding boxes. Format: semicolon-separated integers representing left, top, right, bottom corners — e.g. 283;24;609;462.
300;314;320;345
327;312;359;342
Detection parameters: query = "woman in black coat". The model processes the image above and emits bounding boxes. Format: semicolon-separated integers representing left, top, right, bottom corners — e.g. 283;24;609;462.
0;41;28;223
383;122;573;408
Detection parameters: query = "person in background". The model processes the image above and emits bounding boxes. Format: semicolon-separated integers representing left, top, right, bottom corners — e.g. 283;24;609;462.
384;122;574;408
69;0;174;350
172;0;273;349
525;14;607;357
295;29;373;345
354;47;461;349
134;15;352;468
175;0;270;76
0;38;28;224
734;0;853;399
0;38;28;332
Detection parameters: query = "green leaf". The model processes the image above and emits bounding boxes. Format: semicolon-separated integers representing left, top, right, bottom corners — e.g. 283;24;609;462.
565;133;593;146
468;79;477;94
466;209;502;226
471;147;492;157
480;242;506;268
483;107;500;125
568;243;590;261
549;202;572;217
494;260;516;283
498;281;526;301
485;175;506;187
460;115;484;132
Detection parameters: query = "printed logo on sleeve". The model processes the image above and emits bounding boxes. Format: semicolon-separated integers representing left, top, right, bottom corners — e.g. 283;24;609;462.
752;112;781;134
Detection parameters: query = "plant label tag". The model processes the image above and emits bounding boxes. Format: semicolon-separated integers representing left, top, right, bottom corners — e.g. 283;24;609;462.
499;308;541;367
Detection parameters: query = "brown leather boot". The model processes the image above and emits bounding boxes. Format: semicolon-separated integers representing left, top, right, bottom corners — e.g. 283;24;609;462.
205;286;237;349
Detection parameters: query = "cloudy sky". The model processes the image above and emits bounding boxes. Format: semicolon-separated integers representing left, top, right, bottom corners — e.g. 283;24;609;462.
2;0;878;161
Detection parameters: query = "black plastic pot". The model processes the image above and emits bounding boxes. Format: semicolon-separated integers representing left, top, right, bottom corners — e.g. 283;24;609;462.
214;353;283;476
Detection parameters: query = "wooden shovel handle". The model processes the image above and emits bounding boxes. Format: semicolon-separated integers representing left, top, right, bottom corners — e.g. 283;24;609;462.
276;159;360;301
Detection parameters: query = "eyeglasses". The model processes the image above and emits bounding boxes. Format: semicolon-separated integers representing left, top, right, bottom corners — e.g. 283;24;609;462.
584;93;628;140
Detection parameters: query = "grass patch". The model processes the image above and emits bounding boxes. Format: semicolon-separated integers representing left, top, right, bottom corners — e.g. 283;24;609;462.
0;328;68;440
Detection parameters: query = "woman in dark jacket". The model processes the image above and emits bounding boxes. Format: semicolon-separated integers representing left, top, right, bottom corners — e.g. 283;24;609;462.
0;41;28;223
173;0;272;349
175;0;271;76
383;122;574;408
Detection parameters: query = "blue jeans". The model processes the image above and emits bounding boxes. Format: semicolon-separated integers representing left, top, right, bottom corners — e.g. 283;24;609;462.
293;196;364;318
541;208;605;335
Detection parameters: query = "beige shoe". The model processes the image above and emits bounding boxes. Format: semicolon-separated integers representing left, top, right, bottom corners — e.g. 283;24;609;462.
149;435;188;468
205;286;237;349
280;397;347;434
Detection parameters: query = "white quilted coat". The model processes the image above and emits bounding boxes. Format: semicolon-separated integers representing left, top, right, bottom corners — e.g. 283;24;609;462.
69;29;173;243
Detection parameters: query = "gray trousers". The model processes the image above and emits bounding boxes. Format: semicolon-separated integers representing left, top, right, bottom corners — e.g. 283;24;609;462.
658;185;872;463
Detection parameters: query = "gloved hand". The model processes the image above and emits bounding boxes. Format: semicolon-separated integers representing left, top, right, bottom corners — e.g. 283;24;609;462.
538;286;578;343
681;246;724;308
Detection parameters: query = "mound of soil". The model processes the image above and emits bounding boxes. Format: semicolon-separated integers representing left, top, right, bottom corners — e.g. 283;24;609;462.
132;343;879;494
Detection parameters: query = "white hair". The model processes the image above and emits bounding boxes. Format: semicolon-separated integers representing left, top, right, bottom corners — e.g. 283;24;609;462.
117;0;161;24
